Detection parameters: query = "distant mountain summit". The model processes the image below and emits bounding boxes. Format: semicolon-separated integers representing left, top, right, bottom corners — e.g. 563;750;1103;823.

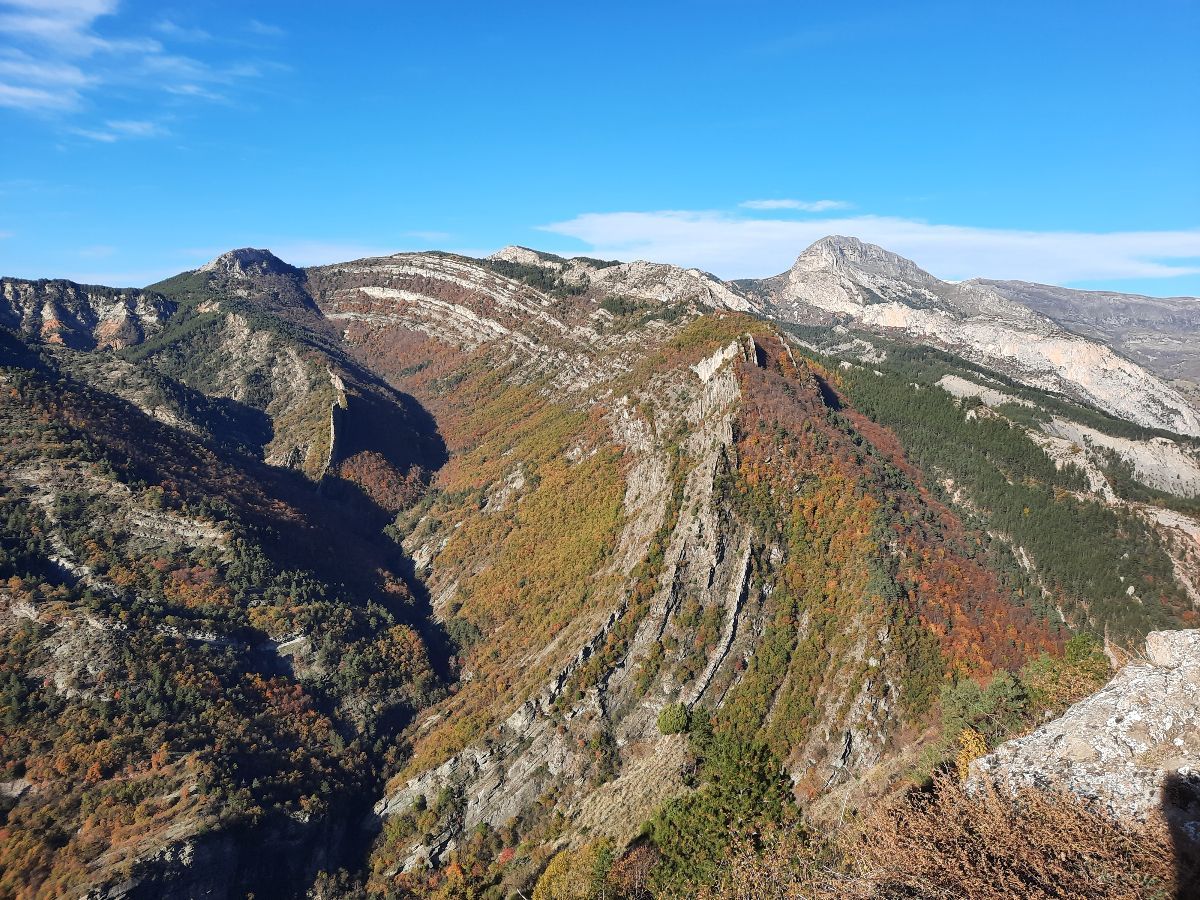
740;236;1200;436
789;234;937;283
198;247;300;278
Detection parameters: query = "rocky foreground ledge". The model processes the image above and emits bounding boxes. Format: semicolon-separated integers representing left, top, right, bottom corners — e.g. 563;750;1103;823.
973;629;1200;844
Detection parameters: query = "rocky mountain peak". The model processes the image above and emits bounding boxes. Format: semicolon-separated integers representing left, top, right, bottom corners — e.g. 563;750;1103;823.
198;248;298;279
790;235;935;283
488;245;566;268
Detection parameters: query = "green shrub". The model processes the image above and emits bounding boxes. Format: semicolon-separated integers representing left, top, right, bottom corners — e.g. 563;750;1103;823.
657;703;689;735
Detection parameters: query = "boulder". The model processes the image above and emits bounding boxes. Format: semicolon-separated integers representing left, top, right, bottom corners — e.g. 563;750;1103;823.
972;629;1200;845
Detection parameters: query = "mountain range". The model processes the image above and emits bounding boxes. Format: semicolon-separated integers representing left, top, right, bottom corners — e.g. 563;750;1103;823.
1;236;1197;898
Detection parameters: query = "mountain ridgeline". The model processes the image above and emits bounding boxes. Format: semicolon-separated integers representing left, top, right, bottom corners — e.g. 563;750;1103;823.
1;238;1198;898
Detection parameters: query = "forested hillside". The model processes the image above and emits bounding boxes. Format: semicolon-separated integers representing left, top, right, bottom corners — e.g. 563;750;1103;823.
1;242;1197;899
0;340;445;898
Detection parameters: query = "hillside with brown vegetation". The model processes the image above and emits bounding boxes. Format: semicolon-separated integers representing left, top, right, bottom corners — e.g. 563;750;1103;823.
1;243;1197;899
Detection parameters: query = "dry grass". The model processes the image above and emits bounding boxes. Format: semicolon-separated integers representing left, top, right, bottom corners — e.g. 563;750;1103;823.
695;774;1196;900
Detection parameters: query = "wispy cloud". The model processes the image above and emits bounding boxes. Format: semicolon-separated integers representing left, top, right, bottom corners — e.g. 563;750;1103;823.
246;18;283;38
0;80;78;109
0;0;282;132
740;198;852;212
0;1;155;55
0;53;93;85
540;209;1200;285
72;117;167;140
403;229;452;242
153;18;209;41
163;82;225;101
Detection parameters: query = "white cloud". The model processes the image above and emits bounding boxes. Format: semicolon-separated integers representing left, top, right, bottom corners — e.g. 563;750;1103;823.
740;198;852;212
0;80;78;108
0;53;93;86
72;117;167;140
104;118;161;135
153;18;209;41
403;230;452;242
0;0;279;123
246;19;283;37
539;209;1200;285
0;1;154;56
164;82;225;101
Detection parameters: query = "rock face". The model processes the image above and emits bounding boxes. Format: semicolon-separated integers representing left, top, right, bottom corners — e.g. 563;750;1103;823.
748;236;1200;436
91;810;358;900
589;259;758;313
978;279;1200;390
0;278;173;350
973;629;1200;842
488;245;760;313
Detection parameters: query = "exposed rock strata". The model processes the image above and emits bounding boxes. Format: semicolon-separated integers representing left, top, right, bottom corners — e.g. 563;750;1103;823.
0;277;172;350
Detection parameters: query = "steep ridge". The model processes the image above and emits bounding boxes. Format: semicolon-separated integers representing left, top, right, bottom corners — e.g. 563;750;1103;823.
135;250;446;489
322;267;1064;891
748;236;1200;436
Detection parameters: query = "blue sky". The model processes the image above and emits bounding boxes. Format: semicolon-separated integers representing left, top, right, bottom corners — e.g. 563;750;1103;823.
1;0;1198;294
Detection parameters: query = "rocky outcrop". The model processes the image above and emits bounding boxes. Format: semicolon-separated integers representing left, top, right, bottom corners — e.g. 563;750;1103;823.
972;629;1200;844
1043;417;1200;495
0;277;173;350
489;245;760;314
590;259;759;313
